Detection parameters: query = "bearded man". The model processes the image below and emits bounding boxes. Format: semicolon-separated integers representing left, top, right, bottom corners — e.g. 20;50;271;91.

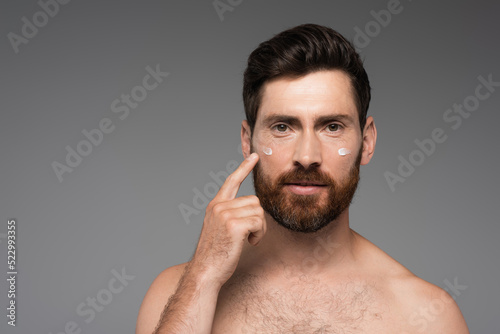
136;24;469;334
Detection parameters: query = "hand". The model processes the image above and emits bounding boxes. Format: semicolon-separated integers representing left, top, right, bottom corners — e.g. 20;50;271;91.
188;153;266;287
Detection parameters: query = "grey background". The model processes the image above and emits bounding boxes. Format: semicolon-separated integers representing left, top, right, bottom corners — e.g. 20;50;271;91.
1;0;499;333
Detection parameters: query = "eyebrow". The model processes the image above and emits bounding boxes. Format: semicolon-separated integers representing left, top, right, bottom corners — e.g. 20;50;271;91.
261;113;355;127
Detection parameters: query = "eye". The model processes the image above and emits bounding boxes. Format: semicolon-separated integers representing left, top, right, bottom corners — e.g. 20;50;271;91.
273;124;289;132
326;123;342;132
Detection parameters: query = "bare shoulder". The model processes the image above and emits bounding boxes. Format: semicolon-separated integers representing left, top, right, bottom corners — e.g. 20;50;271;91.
353;231;469;333
136;262;188;334
388;274;469;333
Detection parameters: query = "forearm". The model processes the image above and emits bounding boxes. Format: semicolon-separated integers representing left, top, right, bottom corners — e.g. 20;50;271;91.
153;266;220;334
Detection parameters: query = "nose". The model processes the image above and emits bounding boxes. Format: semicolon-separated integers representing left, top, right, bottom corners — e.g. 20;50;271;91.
292;129;322;169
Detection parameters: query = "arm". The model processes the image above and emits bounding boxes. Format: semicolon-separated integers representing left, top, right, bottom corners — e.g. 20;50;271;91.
151;264;221;334
423;285;469;334
135;263;187;334
136;153;265;334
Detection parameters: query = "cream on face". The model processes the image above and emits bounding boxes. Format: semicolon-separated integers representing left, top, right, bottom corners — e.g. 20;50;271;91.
338;148;351;156
263;147;273;155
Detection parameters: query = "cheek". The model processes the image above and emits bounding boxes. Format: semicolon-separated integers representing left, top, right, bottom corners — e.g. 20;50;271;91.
321;139;361;172
322;135;361;157
253;134;294;160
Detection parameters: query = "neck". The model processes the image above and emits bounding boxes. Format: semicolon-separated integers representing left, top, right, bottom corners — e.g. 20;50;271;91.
238;208;358;277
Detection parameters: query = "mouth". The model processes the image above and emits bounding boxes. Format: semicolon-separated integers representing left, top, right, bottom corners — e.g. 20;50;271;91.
286;181;327;186
283;181;328;195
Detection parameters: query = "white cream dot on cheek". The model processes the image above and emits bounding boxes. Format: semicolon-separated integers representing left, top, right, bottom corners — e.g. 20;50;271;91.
263;147;273;156
338;148;351;156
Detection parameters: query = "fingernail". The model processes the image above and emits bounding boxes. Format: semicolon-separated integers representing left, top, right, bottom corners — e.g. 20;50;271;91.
247;153;257;161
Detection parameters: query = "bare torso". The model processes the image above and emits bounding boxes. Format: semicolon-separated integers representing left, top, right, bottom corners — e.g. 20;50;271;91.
210;231;426;333
137;229;466;334
213;274;401;333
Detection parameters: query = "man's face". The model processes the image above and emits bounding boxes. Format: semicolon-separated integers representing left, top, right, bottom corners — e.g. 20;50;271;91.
249;70;364;233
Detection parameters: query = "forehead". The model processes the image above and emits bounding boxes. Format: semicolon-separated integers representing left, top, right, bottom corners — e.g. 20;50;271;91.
258;70;357;122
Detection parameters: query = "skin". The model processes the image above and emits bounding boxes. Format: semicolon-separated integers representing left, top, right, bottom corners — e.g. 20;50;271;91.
136;70;469;334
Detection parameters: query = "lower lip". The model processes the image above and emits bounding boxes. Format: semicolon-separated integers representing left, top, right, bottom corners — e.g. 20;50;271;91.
284;184;327;195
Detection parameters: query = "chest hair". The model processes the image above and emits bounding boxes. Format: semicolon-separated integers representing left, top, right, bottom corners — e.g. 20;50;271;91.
216;272;385;334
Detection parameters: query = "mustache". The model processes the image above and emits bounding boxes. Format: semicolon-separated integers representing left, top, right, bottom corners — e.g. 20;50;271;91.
275;166;335;187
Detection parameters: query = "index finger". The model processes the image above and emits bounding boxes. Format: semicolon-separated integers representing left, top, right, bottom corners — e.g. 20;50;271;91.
216;153;259;201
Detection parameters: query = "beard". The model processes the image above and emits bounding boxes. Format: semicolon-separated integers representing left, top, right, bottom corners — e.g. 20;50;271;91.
252;145;362;233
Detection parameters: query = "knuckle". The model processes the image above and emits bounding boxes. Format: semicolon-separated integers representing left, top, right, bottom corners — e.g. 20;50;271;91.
252;215;263;225
220;209;232;221
212;202;224;215
246;217;256;228
249;195;260;205
226;218;240;232
206;201;215;212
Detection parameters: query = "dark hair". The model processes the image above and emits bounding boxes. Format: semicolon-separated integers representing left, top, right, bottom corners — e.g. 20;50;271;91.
243;23;371;135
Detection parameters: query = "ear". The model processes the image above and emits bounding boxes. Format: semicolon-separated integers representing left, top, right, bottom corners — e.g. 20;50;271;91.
241;120;252;159
360;116;377;166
